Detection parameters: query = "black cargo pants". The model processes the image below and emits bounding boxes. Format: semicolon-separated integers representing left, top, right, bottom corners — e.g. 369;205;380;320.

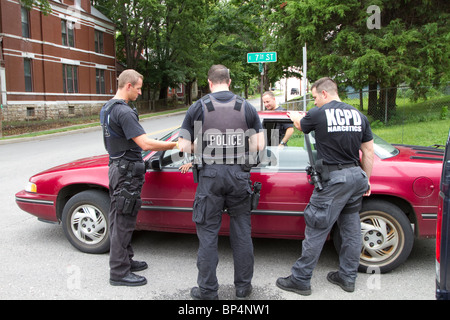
108;159;145;280
291;166;368;286
193;164;254;298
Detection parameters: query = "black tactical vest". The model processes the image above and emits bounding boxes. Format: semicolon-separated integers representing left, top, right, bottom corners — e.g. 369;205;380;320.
100;100;140;157
200;94;249;164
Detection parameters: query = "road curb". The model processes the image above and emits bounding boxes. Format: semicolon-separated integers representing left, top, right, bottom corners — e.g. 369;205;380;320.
0;110;186;145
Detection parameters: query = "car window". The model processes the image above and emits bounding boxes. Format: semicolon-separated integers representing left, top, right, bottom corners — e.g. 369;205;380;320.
161;148;190;168
373;134;399;159
141;129;180;159
256;146;310;171
158;146;309;171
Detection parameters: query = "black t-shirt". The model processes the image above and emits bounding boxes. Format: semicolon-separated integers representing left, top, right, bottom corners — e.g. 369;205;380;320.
179;91;263;142
300;100;373;165
108;100;146;161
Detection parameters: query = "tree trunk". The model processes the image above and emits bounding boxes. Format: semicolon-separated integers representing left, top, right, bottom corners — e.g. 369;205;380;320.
367;80;378;117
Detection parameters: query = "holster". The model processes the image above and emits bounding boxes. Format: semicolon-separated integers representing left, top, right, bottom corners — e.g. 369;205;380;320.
120;188;140;215
115;159;145;215
193;163;202;183
251;181;262;210
314;159;329;181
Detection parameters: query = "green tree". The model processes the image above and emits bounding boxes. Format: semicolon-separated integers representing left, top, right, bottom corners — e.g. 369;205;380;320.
20;0;51;13
94;0;215;101
269;0;449;120
205;0;270;97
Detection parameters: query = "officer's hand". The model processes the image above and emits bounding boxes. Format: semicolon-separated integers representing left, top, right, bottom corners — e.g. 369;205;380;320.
287;111;306;122
364;182;371;197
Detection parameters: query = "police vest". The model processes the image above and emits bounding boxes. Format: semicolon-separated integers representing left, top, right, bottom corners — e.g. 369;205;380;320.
100;100;140;157
200;94;249;164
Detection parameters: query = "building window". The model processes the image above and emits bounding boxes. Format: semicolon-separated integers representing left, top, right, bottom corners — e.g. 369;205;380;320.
68;106;75;115
21;7;30;38
27;107;35;117
95;30;104;53
63;64;78;93
24;58;33;92
96;69;105;94
61;20;75;47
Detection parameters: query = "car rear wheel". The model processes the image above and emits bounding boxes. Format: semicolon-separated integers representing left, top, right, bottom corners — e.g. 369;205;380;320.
62;190;110;254
333;199;414;273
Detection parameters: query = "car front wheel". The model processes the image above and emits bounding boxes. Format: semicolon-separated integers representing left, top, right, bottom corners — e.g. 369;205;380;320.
62;190;110;254
333;199;414;273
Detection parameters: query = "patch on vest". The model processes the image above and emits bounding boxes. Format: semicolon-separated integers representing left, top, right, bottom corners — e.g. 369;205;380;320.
202;129;246;164
205;131;245;147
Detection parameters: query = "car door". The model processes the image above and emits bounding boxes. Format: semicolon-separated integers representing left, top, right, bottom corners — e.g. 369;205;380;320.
249;144;313;239
138;125;313;240
138;148;197;233
436;129;450;300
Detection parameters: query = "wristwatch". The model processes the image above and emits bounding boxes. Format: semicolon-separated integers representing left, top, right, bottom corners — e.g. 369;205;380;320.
280;141;287;146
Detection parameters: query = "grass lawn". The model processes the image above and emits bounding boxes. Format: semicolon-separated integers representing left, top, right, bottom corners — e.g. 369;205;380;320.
340;94;449;147
372;120;449;146
287;94;449;147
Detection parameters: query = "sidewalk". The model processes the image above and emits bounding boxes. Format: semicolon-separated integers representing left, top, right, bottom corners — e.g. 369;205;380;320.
0;109;187;145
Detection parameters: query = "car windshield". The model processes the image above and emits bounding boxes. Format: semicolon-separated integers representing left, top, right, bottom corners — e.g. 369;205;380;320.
142;127;399;164
373;133;399;159
141;129;180;158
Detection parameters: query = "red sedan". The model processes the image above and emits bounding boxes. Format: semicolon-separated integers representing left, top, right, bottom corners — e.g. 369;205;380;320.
15;112;443;273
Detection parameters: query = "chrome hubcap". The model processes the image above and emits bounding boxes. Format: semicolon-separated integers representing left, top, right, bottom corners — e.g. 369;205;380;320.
71;205;107;245
360;215;400;264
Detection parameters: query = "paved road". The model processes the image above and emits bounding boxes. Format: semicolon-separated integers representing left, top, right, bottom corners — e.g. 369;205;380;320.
0;110;437;302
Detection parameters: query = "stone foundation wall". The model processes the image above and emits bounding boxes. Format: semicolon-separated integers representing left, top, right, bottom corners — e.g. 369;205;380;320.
2;102;104;121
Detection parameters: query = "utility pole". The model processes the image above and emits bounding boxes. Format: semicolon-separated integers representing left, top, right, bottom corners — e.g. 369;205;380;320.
302;44;307;112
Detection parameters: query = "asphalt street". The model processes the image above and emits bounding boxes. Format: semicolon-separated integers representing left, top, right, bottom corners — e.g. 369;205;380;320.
0;104;438;302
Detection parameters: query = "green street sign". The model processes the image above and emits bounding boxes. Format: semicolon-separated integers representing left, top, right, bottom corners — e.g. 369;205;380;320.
247;52;277;63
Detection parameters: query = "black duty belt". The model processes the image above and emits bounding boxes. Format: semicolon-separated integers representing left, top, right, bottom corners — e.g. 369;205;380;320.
109;158;142;165
325;162;359;172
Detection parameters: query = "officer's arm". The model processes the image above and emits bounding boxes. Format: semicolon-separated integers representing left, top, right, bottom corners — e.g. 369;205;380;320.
249;132;265;152
360;139;374;196
287;111;306;131
177;137;194;153
132;134;177;151
360;139;374;178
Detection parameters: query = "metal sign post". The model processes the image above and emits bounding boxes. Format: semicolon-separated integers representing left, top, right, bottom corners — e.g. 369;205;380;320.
303;44;307;112
247;52;277;110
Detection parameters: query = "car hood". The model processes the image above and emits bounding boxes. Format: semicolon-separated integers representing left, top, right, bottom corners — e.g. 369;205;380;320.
393;144;444;163
36;154;110;175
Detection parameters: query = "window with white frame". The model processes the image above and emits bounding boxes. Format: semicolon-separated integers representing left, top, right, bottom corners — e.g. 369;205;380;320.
96;69;105;94
21;6;30;38
24;58;33;92
95;30;104;54
61;20;75;47
63;64;78;93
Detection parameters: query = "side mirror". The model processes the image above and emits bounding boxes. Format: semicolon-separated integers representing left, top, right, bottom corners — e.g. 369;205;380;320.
148;156;161;171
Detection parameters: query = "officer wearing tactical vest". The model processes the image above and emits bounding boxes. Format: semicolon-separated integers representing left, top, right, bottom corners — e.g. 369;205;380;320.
178;65;265;300
100;69;176;287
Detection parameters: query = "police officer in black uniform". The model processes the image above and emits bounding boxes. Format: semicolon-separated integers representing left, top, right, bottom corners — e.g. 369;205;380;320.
101;69;176;287
178;65;265;300
276;77;374;295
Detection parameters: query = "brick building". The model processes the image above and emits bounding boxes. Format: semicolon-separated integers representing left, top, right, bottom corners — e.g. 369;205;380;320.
0;0;116;121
